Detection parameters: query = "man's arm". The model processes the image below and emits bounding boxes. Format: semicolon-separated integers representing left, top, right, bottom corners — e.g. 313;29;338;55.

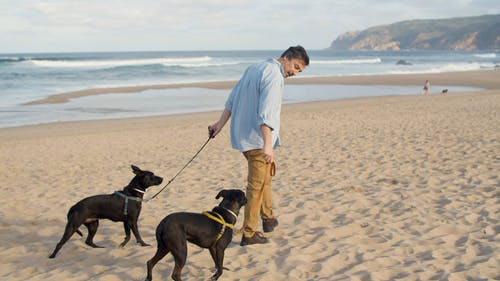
261;124;273;163
209;108;231;138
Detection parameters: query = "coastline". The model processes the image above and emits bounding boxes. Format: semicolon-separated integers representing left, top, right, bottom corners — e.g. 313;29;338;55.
1;70;499;280
24;70;500;105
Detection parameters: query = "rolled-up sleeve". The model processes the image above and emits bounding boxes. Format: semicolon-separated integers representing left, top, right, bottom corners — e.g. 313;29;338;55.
258;76;283;130
226;58;284;152
224;79;240;111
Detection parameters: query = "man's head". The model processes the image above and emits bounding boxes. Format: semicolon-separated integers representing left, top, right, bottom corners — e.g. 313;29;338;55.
279;45;309;78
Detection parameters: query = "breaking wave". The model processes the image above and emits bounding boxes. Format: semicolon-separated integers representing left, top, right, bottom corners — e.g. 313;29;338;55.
24;56;238;68
312;58;382;65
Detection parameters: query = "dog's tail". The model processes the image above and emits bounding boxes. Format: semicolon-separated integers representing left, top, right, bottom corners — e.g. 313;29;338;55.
155;224;169;250
67;207;84;237
155;228;165;249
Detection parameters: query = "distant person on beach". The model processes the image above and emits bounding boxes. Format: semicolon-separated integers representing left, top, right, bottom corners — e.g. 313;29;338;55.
423;80;430;95
208;46;309;246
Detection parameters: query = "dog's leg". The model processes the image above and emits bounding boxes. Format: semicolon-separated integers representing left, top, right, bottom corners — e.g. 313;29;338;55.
120;222;131;247
129;221;150;246
49;222;79;258
84;220;103;248
145;247;170;281
170;244;187;281
209;247;224;281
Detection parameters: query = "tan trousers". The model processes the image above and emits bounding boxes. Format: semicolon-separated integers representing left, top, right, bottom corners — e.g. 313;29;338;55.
242;149;274;237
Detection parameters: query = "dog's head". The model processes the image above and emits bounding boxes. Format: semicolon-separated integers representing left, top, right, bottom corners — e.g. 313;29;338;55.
129;165;163;192
216;189;247;215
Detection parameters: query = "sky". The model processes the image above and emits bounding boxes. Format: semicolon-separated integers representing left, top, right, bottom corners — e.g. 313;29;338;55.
1;0;499;53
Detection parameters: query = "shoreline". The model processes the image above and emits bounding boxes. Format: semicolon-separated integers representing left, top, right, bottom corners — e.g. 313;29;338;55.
2;89;497;142
24;70;500;105
1;70;498;139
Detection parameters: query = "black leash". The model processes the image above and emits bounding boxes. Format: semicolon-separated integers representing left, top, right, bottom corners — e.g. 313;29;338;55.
148;136;212;200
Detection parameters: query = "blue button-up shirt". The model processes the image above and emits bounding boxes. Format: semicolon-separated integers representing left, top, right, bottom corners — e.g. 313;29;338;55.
225;58;284;152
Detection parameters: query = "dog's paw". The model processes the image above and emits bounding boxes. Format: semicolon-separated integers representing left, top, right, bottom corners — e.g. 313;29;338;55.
86;242;104;248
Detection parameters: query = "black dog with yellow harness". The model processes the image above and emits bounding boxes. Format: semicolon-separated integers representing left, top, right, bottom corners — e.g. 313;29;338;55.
145;189;247;281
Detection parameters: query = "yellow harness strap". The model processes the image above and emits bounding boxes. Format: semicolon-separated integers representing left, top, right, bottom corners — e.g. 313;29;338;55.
202;211;234;247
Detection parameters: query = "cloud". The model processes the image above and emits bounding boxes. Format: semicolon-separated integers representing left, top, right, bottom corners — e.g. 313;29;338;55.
0;0;498;52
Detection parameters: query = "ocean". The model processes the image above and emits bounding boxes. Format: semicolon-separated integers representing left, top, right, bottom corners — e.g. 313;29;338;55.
0;50;496;128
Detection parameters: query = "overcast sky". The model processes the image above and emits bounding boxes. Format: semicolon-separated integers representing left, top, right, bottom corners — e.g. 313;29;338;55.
1;0;498;53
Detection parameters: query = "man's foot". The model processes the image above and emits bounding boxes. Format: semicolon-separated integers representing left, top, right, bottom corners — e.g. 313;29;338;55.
240;232;269;246
262;218;278;233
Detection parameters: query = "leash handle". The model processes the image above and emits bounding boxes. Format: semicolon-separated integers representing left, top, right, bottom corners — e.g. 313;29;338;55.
208;127;216;139
148;136;212;201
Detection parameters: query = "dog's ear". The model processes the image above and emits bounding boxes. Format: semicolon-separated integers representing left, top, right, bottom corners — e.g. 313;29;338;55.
131;165;142;174
215;190;227;200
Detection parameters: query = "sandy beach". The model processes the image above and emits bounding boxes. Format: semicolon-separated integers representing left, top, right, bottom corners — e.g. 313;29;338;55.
1;71;499;280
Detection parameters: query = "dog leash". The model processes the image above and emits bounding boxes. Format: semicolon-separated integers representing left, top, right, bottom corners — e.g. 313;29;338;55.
148;135;212;201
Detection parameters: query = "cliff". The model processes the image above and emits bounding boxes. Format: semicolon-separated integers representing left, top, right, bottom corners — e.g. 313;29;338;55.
329;14;500;51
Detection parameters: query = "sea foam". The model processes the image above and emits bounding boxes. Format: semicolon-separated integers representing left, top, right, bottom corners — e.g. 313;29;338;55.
28;56;215;68
474;53;496;58
312;58;382;65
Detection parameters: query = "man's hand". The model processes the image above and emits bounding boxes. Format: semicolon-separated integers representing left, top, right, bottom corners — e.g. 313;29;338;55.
208;125;217;138
260;124;274;163
262;147;274;164
208;109;231;138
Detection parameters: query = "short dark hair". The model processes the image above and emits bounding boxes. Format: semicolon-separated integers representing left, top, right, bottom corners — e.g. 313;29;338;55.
280;45;309;66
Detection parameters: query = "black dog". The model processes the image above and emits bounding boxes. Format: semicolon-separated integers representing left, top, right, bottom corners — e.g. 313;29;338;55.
49;165;163;258
145;189;247;281
442;89;448;94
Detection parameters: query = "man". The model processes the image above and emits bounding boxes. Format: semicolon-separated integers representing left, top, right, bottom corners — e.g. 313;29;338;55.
208;46;309;246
